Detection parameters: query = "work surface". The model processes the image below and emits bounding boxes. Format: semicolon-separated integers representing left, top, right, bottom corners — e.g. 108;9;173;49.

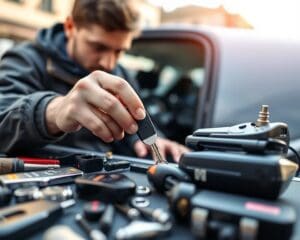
3;145;299;240
27;169;300;240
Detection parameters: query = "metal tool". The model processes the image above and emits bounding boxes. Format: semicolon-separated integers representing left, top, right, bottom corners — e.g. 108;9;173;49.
147;164;191;193
130;197;150;208
134;206;171;224
115;204;140;220
40;186;73;202
14;186;40;203
137;112;167;164
0;199;75;240
43;225;85;240
75;214;106;240
0;167;83;190
115;220;172;240
0;158;59;174
135;185;151;196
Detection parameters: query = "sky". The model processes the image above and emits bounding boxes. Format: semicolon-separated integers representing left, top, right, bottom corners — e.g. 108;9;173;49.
147;0;300;38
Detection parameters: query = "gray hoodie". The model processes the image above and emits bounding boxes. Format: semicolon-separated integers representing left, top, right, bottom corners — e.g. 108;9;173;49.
0;23;139;155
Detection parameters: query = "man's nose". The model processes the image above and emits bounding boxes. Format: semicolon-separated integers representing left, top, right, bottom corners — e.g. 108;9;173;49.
98;52;116;72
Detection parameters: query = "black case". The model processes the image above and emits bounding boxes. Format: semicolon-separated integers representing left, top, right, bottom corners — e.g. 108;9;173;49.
191;190;296;240
179;151;294;199
75;173;136;203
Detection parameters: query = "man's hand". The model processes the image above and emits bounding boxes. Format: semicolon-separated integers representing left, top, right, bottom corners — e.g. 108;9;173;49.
134;137;190;163
46;70;146;142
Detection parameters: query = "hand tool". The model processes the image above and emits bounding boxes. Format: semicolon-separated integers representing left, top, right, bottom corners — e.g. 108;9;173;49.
75;214;107;240
137;113;167;164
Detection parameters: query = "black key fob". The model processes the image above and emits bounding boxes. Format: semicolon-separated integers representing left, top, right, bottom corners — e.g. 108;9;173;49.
75;173;136;203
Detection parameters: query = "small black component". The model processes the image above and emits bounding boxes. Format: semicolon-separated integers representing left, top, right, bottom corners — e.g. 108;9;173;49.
147;164;191;193
75;155;103;173
0;185;12;206
83;201;106;221
104;160;130;171
75;173;136;203
137;112;157;144
130;163;149;174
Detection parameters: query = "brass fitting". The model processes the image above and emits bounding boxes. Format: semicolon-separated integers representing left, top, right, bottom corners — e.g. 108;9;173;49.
256;105;270;127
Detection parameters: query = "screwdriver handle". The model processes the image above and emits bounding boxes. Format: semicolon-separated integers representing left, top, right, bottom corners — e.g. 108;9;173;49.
0;158;24;174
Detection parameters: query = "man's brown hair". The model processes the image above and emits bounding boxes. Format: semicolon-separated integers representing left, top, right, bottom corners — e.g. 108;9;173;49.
72;0;140;31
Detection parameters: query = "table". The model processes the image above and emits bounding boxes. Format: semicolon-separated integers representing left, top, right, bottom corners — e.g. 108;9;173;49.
27;171;300;240
7;145;300;240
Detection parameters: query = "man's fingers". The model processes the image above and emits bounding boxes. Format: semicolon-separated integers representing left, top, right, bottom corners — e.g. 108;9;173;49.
92;71;146;120
76;72;143;135
91;106;125;140
134;140;149;157
169;144;182;163
73;104;114;142
83;86;138;135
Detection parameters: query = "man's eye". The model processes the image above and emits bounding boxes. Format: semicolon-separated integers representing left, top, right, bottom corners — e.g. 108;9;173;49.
91;44;106;52
95;46;105;51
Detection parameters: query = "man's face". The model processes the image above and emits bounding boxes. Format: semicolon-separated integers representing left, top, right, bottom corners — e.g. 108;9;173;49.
66;21;135;73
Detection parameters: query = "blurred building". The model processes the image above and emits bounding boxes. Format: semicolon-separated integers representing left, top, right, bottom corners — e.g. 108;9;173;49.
0;0;74;40
0;0;160;41
161;5;251;29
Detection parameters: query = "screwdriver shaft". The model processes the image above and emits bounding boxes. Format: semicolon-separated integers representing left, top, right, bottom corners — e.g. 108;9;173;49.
151;144;167;164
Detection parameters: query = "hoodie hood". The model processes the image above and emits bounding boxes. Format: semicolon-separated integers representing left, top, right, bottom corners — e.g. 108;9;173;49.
35;23;128;86
36;23;89;80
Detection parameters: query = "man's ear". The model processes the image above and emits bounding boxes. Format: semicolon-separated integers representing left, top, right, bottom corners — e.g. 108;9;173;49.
64;16;76;39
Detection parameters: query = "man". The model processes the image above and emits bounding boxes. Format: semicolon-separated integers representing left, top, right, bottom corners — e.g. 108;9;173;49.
0;0;188;162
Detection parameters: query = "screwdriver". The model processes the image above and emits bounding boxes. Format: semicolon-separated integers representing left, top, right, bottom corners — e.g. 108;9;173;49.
137;113;168;164
0;158;60;174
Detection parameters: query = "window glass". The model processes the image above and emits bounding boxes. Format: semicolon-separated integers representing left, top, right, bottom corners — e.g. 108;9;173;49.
40;0;53;13
119;39;206;143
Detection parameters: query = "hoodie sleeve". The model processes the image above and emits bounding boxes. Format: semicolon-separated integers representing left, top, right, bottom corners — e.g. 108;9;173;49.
0;44;64;154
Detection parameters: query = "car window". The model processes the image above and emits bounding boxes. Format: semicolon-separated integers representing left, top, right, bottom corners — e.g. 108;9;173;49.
119;39;206;143
212;33;300;140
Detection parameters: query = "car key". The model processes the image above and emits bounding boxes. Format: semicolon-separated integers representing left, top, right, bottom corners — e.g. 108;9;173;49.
137;112;168;164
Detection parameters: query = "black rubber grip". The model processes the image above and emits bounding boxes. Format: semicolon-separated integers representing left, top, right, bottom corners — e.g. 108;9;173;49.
137;113;156;142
